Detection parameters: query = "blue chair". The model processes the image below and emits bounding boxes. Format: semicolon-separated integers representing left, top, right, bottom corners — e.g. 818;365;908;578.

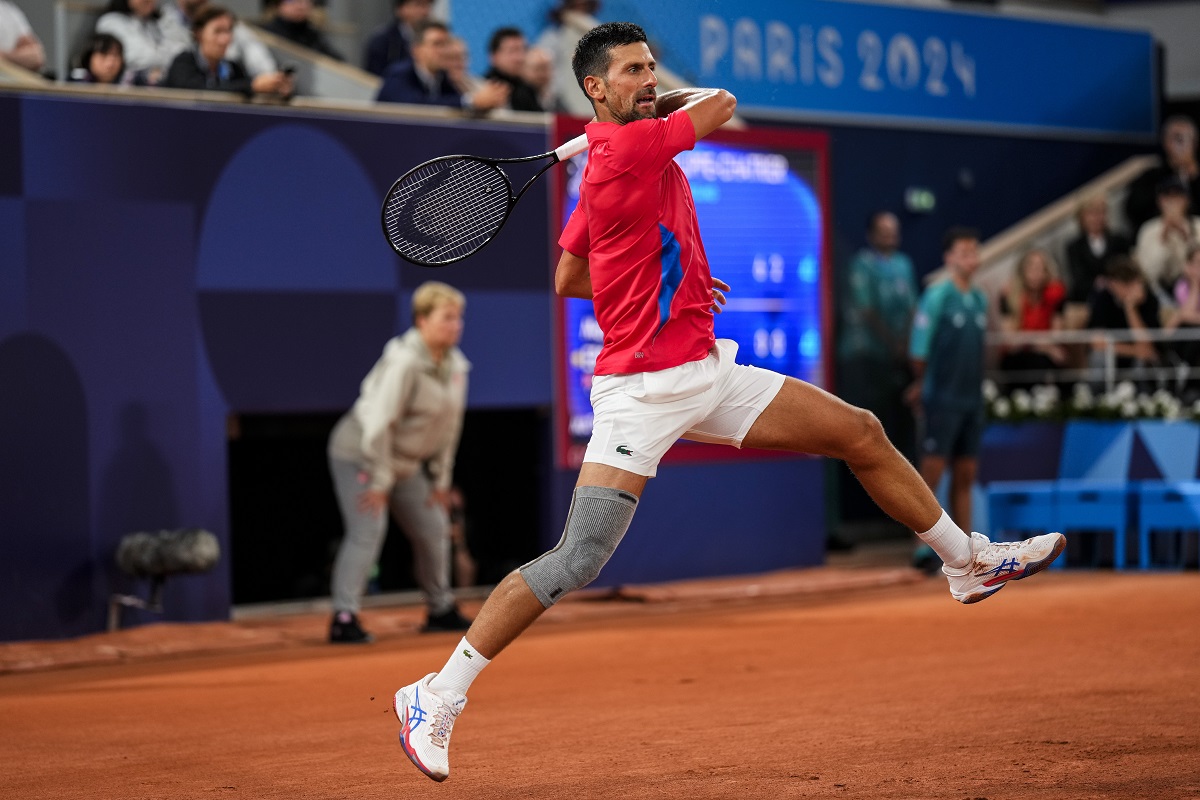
1053;480;1129;570
1135;482;1200;569
986;481;1056;544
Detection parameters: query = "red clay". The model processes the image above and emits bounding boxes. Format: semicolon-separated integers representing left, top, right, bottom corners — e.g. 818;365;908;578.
1;571;1197;799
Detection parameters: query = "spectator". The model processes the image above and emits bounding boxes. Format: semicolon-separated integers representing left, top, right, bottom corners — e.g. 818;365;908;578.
484;26;543;112
997;248;1068;386
534;0;600;117
1134;175;1200;299
0;1;44;73
837;211;918;462
1087;253;1162;372
1168;244;1200;387
376;20;508;113
96;0;180;85
161;4;293;98
523;45;554;111
326;281;473;643
908;227;987;573
262;0;342;62
444;35;480;97
1125;116;1200;236
1064;194;1131;323
162;0;275;78
69;33;135;84
363;0;431;77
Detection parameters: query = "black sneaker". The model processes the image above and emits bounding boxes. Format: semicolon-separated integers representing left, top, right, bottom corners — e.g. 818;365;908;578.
329;611;373;644
421;606;472;633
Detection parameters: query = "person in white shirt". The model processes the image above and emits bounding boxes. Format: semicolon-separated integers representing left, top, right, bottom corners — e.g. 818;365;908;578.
0;0;44;73
1135;175;1200;301
161;0;276;77
96;0;180;84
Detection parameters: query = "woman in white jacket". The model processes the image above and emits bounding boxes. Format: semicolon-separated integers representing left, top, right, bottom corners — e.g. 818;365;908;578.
326;282;472;643
96;0;182;84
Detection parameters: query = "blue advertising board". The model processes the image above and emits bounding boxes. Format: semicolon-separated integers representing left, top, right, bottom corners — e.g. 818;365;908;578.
636;0;1157;138
455;0;1156;139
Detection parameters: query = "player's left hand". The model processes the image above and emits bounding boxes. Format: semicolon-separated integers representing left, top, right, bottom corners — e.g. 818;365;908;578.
711;277;730;313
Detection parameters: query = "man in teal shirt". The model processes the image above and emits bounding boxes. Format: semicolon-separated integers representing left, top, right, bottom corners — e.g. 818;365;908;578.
909;227;988;570
838;211;918;460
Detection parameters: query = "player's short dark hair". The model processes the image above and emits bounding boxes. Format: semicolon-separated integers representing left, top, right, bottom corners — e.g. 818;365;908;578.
191;4;235;36
79;32;124;70
942;226;979;254
866;210;895;232
571;21;647;101
412;19;450;45
1105;253;1142;283
488;26;524;55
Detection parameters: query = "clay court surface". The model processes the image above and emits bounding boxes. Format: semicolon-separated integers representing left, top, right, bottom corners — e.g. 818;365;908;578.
2;565;1198;800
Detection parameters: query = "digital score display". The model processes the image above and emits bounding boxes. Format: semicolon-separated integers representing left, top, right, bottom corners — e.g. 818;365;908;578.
553;118;831;469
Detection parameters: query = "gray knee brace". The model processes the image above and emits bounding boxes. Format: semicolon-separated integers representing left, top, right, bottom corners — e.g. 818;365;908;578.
519;486;638;608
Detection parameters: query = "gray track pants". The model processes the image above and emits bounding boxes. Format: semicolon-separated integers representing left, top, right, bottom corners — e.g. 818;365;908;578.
328;457;454;616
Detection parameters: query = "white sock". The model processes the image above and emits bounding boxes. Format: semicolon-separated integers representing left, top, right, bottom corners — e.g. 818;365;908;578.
428;637;490;696
917;510;973;569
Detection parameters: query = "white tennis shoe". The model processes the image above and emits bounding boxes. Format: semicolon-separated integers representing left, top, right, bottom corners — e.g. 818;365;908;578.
944;531;1066;604
394;673;466;782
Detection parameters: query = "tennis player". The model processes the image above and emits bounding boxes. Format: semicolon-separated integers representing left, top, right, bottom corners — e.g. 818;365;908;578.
393;22;1066;782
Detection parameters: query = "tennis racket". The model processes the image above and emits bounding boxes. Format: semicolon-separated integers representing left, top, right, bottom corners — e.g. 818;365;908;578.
381;134;590;267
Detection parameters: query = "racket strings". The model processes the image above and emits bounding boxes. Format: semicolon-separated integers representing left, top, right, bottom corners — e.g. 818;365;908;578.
383;159;511;264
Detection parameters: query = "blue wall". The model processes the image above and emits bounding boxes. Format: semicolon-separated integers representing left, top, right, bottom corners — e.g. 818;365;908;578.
0;93;558;642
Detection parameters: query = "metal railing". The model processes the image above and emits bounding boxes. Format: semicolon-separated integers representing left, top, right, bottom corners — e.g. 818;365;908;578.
986;326;1200;394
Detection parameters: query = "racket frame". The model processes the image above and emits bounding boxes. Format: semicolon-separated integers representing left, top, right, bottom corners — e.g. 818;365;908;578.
380;135;588;267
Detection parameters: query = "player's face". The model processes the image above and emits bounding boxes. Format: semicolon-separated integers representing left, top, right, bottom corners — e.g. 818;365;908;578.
197;15;234;64
416;300;464;351
491;35;526;78
1022;253;1048;290
946;239;980;279
597;42;657;124
869;214;900;253
89;47;123;84
415;28;452;73
1079;199;1107;235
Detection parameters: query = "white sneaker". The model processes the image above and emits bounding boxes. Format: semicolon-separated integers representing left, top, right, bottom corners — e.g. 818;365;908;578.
394;673;467;782
943;531;1066;604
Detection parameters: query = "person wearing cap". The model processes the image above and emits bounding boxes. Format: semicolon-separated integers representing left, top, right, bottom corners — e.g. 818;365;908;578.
1134;174;1200;300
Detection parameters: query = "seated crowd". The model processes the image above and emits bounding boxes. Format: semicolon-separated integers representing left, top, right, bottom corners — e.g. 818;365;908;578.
0;0;566;111
995;115;1200;395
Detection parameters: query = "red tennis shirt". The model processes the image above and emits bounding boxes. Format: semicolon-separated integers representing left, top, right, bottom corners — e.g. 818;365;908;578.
559;109;716;376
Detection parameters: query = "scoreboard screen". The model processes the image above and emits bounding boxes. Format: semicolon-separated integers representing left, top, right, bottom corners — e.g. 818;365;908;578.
552;118;830;469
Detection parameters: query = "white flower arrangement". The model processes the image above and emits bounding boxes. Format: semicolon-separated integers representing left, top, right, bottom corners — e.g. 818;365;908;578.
986;381;1197;422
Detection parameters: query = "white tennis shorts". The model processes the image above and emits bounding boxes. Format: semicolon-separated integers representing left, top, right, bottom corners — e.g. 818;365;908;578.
583;338;786;477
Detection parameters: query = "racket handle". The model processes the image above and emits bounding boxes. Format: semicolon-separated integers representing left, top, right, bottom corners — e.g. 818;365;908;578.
554;134;589;162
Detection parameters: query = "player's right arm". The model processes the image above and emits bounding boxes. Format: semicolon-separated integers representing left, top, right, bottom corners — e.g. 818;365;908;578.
555;249;593;299
655;88;736;140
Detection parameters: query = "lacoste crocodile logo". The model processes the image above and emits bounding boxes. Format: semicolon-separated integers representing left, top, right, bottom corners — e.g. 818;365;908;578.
615;445;634;456
462;649;474;659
